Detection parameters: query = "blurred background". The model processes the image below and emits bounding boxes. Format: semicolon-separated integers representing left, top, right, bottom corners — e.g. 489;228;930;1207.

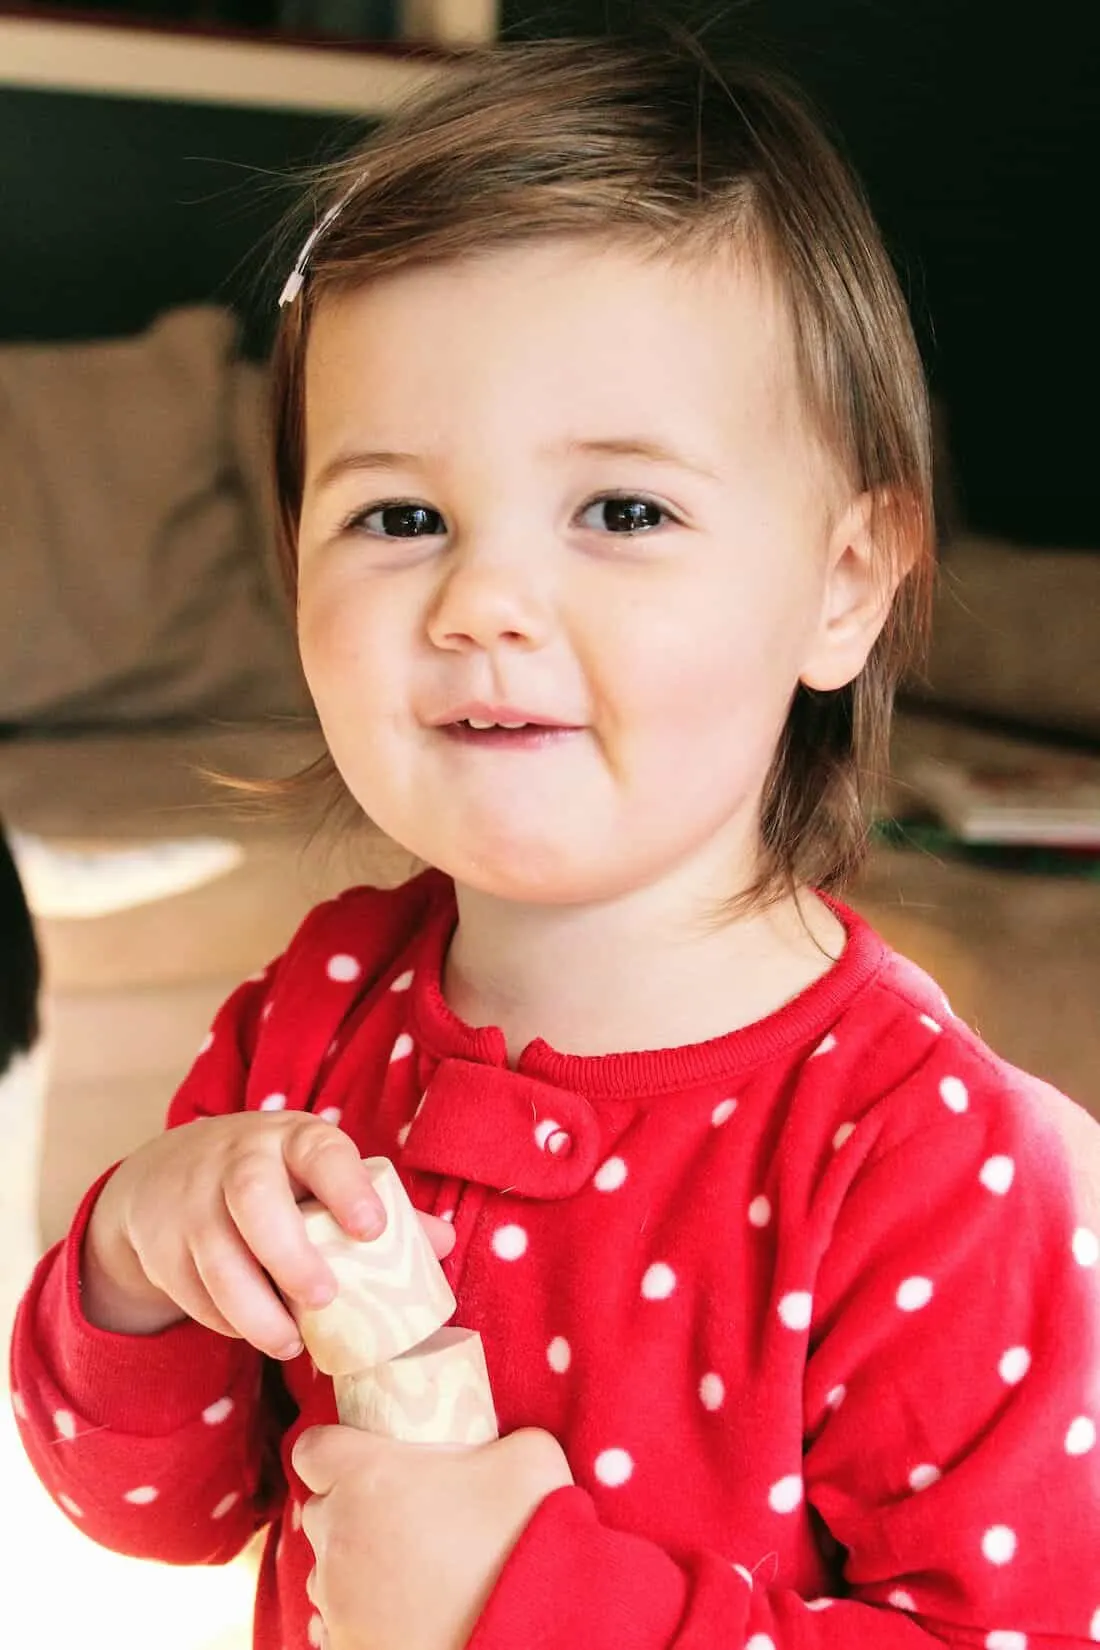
1;4;1097;1644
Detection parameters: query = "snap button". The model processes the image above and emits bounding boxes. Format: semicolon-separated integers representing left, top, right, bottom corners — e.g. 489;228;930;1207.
534;1118;573;1155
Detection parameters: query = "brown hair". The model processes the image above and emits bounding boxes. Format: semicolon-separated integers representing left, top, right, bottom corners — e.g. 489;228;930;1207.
266;30;934;914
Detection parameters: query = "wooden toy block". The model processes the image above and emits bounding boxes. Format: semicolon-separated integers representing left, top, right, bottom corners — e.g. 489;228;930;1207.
334;1327;499;1443
293;1156;498;1444
295;1157;456;1376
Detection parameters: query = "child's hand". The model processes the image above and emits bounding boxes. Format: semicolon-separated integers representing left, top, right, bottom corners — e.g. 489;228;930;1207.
293;1424;574;1650
81;1116;456;1358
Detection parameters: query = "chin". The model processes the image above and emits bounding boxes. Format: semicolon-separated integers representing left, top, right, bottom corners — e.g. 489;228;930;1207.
435;837;652;910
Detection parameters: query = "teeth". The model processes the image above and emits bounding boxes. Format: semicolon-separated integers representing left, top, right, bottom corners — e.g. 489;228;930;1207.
465;718;529;730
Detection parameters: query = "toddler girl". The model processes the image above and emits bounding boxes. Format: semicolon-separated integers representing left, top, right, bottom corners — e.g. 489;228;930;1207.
11;33;1100;1650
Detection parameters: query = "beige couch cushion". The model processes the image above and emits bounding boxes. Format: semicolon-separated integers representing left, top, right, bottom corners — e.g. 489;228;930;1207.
911;534;1100;739
0;307;307;727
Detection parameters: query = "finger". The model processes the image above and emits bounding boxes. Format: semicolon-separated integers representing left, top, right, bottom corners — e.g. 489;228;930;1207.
222;1157;342;1311
283;1126;387;1239
419;1212;457;1260
292;1423;378;1494
191;1228;304;1360
137;1246;244;1343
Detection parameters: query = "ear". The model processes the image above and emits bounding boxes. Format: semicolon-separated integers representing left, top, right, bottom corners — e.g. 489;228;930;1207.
799;491;908;693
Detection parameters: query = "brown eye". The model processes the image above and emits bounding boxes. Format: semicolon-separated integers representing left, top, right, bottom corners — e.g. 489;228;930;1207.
351;503;445;538
580;496;669;533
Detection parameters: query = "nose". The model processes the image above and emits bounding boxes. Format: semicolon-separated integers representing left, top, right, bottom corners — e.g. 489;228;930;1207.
426;542;553;654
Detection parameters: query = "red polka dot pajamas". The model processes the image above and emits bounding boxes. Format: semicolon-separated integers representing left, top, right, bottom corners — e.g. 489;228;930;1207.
11;868;1100;1648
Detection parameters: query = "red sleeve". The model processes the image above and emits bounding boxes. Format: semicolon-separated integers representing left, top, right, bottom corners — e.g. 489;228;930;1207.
468;1057;1100;1650
7;969;285;1565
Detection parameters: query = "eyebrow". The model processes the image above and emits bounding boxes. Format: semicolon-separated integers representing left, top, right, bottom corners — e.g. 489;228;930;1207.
310;435;720;492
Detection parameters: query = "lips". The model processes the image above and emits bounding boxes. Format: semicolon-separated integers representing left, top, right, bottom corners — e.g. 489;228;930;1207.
432;702;580;730
440;722;583;750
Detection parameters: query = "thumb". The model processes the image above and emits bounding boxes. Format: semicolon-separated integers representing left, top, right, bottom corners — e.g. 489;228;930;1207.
292;1423;367;1493
418;1210;457;1261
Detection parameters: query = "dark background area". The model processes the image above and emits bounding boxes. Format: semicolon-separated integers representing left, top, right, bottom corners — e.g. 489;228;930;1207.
1;0;1097;547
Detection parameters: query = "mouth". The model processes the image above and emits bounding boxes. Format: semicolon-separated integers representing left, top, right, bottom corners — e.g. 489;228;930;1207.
440;721;582;750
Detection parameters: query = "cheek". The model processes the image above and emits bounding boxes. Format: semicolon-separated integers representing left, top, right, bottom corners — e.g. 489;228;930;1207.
613;578;809;783
297;580;386;706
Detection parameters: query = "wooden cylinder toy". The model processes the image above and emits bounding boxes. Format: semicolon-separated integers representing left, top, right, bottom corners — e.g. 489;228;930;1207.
293;1156;498;1444
334;1327;499;1443
294;1157;456;1376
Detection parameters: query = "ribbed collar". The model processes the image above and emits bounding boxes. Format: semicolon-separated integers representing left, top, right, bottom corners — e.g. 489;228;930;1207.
407;870;888;1101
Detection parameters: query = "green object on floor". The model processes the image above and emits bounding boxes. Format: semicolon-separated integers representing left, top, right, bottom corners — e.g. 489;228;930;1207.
874;817;1100;879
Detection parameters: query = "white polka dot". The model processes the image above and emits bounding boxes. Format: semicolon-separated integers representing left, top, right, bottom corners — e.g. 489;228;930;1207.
832;1122;855;1150
391;969;414;991
888;1590;916;1611
778;1291;813;1331
11;1390;27;1421
203;1397;234;1426
53;1409;76;1440
980;1155;1015;1195
396;1122;412;1147
124;1485;159;1505
439;1207;455;1222
546;1129;572;1156
389;1032;414;1063
920;1014;942;1034
198;1030;214;1056
316;1106;342;1126
547;1336;572;1374
1090;1607;1100;1641
825;1384;847;1411
211;1491;240;1520
805;1598;835;1611
1066;1417;1097;1456
812;1033;837;1057
940;1075;969;1113
641;1262;677;1300
259;1092;287;1111
594;1156;628;1191
768;1474;803;1513
699;1372;725;1411
326;954;361;983
58;1494;84;1520
986;1633;1028;1650
746;1637;777;1650
308;1614;325;1649
1073;1227;1099;1268
896;1276;933;1312
492;1224;528;1261
982;1525;1017;1565
533;1118;559;1150
594;1447;634;1487
909;1463;941;1491
711;1098;737;1126
291;1498;303;1531
748;1194;772;1227
998;1346;1031;1385
732;1564;754;1589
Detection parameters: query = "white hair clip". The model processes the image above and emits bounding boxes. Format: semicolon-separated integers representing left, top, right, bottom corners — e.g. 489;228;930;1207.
278;185;359;307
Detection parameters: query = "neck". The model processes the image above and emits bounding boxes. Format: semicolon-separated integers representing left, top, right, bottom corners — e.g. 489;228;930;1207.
441;872;847;1068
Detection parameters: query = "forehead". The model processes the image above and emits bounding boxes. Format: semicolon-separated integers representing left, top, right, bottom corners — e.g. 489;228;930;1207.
303;238;805;464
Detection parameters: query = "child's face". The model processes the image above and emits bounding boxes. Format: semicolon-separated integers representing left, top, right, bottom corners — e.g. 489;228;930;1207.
296;239;867;907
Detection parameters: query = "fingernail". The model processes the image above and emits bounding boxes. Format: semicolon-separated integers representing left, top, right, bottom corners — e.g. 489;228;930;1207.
279;1337;304;1361
351;1203;384;1239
